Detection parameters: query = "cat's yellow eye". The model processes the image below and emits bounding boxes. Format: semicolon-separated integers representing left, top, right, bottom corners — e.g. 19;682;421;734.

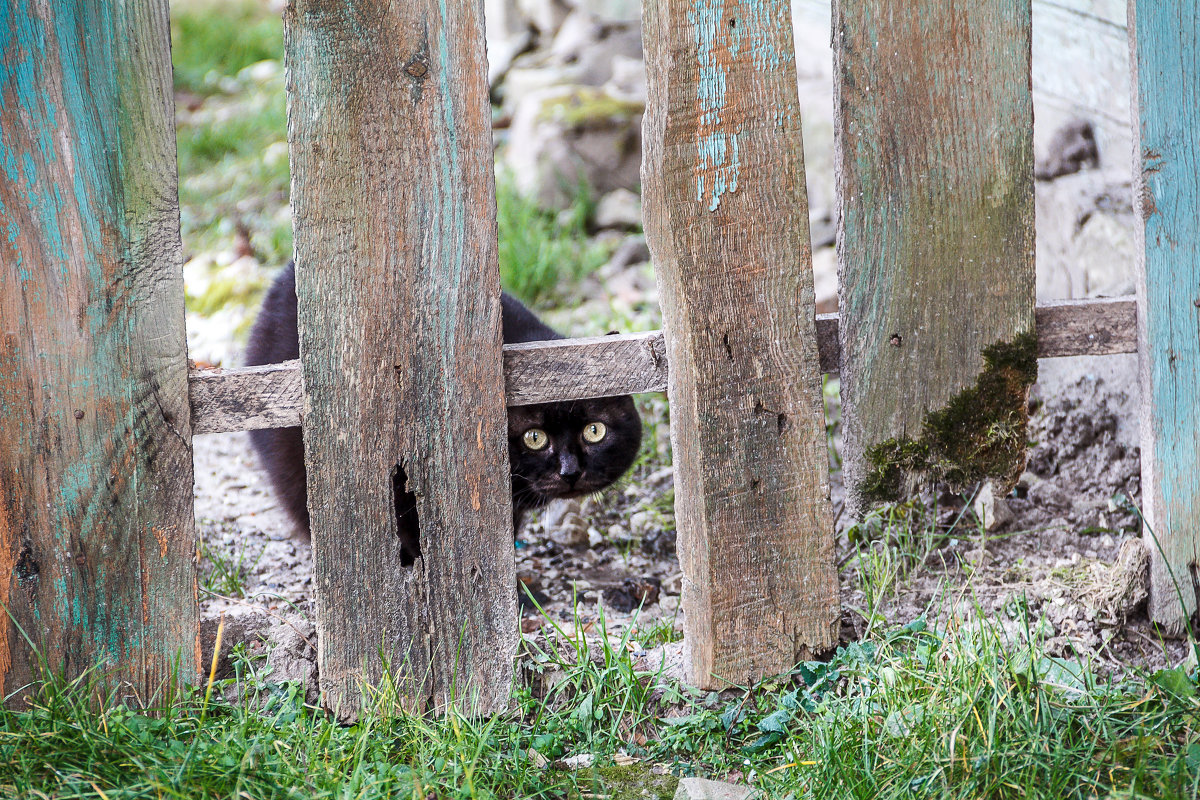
582;422;607;444
522;428;549;451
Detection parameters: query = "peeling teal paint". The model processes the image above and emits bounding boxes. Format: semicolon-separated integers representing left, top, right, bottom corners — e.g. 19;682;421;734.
689;0;741;211
2;1;196;693
743;0;792;71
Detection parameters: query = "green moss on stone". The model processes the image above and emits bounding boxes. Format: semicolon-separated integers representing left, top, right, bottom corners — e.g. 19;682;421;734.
187;274;268;317
572;764;679;800
861;331;1038;503
538;87;645;128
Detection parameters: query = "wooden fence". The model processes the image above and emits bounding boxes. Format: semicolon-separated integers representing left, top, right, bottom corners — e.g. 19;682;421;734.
1;0;1196;717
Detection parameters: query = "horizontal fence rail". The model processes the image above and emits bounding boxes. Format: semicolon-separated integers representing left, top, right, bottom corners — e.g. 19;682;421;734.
190;296;1137;435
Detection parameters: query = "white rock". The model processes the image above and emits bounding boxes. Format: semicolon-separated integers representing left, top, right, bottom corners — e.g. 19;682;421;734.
629;510;652;536
673;777;756;800
501;84;643;211
545;498;588;546
518;0;570;36
973;481;1015;531
484;0;534;87
594;188;642;229
587;526;604;548
605;54;646;104
606;523;631;543
557;753;595;769
562;0;640;22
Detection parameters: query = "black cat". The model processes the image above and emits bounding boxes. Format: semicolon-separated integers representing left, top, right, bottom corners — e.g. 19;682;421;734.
245;263;641;561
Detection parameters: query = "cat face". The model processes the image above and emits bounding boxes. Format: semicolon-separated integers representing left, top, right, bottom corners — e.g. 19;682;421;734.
507;395;641;514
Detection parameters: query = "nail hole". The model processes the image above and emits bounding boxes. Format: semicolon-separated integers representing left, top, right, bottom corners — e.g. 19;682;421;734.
392;463;420;566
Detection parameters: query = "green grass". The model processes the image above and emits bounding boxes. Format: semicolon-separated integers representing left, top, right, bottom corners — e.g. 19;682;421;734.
172;1;607;325
845;498;978;637
197;536;260;599
171;0;285;96
496;176;612;307
2;613;1195;799
173;0;292;299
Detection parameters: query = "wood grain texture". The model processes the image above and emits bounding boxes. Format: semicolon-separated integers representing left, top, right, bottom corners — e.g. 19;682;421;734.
504;332;667;403
0;1;198;704
1034;297;1137;358
285;0;516;717
834;0;1036;515
1129;0;1200;635
189;360;303;434
641;0;839;688
187;298;1137;434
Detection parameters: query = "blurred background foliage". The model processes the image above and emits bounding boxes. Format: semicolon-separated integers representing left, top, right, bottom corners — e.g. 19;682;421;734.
172;0;622;366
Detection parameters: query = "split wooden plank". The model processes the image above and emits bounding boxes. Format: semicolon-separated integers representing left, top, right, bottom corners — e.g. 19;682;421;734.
187;297;1138;435
190;360;303;434
0;1;197;705
284;0;515;717
834;0;1037;515
504;332;668;403
641;0;839;688
1034;297;1137;358
1129;0;1200;635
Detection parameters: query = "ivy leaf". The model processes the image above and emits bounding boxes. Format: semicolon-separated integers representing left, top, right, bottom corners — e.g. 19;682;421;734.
1151;667;1197;700
757;708;791;735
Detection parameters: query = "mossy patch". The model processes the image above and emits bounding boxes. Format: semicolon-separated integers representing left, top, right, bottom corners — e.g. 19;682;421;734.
861;331;1038;503
572;764;679;800
538;87;645;128
186;273;268;318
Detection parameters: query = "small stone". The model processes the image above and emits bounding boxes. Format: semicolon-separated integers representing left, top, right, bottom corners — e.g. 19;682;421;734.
1029;481;1072;511
661;571;683;595
199;609;272;680
587;526;604;547
545;498;588;546
646;466;674;487
266;616;320;705
602;235;649;275
973;481;1014;531
629;510;652;536
607;522;631;543
673;777;756;800
557;753;595;769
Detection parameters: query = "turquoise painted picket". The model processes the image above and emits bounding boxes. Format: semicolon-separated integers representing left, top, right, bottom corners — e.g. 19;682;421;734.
1130;0;1200;636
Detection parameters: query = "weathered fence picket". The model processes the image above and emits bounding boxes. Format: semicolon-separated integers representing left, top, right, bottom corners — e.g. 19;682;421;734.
641;0;839;688
834;0;1037;515
1129;0;1200;636
284;0;516;716
0;1;198;705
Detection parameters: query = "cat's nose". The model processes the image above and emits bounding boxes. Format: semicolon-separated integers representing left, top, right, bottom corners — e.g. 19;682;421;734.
559;451;581;484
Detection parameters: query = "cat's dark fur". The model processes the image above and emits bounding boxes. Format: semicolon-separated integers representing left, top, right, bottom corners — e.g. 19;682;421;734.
245;263;641;558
